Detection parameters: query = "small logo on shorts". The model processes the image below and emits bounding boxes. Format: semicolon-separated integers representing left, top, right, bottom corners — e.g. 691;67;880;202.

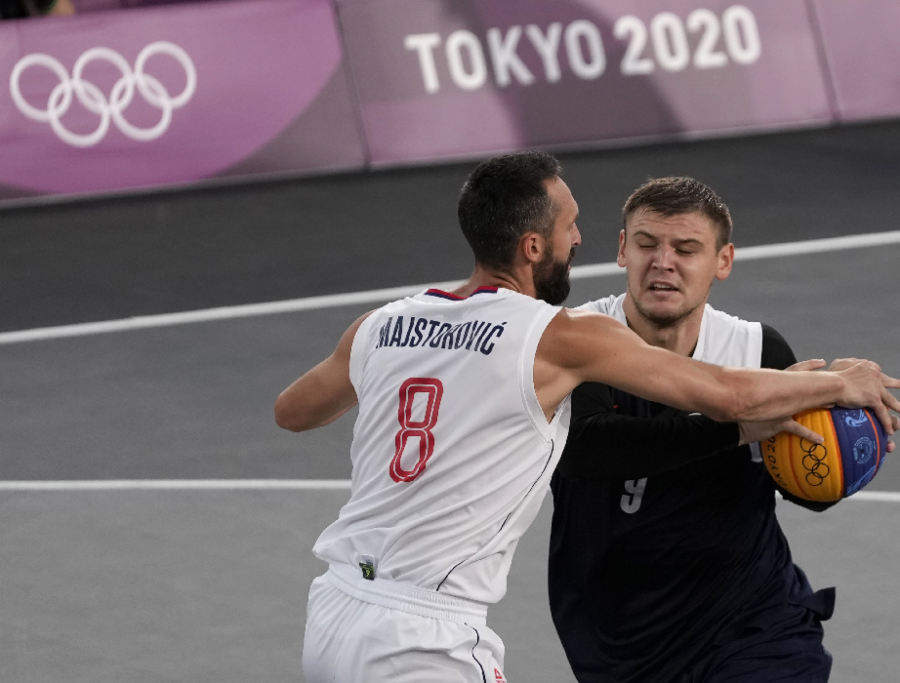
494;668;507;683
853;437;876;465
359;554;377;580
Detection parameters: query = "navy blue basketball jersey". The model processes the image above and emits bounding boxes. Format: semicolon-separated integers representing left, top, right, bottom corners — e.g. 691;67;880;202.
548;319;834;683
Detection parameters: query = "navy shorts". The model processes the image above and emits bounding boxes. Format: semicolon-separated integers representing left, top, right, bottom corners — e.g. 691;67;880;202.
680;587;834;683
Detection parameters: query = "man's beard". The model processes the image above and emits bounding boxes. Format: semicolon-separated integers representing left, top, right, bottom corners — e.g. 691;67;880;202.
534;248;574;305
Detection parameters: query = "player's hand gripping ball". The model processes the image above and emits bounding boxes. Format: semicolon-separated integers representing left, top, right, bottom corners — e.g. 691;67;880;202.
763;407;887;502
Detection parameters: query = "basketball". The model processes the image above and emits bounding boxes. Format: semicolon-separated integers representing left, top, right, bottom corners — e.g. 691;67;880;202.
762;407;888;502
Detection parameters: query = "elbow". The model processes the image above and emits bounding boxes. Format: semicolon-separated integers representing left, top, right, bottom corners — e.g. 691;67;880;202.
274;394;305;432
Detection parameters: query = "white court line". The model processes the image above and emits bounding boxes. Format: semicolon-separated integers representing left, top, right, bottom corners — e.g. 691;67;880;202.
2;230;899;346
0;479;352;491
1;480;898;501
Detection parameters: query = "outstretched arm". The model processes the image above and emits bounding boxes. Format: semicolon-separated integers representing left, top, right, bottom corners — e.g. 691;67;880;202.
535;309;900;432
560;325;821;481
274;313;369;432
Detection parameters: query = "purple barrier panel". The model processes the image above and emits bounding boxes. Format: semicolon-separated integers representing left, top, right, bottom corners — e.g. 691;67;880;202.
0;0;365;199
810;1;900;122
70;0;122;12
337;0;832;165
90;1;239;11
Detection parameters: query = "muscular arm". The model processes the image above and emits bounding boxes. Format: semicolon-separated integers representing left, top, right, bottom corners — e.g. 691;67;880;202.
274;313;368;432
560;324;791;481
535;309;900;430
558;322;851;510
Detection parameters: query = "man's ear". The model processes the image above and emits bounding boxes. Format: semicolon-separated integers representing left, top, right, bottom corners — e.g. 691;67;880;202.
716;243;734;281
616;229;627;267
520;231;545;266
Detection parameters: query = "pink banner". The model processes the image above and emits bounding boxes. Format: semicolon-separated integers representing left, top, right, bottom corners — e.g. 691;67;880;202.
0;0;364;198
337;0;832;164
811;0;900;122
3;0;895;202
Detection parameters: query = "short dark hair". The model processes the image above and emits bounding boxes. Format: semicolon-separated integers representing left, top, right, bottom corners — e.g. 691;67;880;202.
623;177;733;249
458;151;562;269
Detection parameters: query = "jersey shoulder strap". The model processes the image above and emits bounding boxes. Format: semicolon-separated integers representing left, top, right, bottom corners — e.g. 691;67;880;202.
695;305;763;369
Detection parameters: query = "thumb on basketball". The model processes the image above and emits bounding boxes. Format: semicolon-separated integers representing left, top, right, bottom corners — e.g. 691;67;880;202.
738;416;824;445
778;418;824;444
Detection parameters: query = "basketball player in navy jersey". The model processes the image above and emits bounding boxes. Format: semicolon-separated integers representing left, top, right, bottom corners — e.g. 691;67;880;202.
276;155;900;682
548;177;899;683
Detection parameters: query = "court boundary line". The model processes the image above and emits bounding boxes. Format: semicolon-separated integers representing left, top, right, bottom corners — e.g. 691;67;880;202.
2;229;899;346
1;480;899;502
0;480;352;491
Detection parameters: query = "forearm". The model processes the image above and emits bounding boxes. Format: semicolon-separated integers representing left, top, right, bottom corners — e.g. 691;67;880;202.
722;366;846;422
555;318;838;422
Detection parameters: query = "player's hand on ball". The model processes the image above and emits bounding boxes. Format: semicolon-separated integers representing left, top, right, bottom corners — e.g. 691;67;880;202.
738;416;823;446
831;361;900;435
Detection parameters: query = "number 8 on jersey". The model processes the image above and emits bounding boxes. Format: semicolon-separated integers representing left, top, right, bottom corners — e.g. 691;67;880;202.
390;377;444;483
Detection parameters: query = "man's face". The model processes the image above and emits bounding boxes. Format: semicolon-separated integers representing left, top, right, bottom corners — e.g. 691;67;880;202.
618;209;732;327
535;177;581;305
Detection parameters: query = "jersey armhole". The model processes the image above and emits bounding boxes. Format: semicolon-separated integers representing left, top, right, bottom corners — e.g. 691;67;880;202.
747;321;763;369
349;312;381;393
519;305;565;441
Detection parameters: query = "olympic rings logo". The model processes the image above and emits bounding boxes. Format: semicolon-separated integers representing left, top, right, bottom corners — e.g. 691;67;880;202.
9;42;196;148
799;438;830;487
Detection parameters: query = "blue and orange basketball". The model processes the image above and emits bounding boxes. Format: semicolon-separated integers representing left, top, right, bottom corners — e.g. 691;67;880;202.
762;407;888;502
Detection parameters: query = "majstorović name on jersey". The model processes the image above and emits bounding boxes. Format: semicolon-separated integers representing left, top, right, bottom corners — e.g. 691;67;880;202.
376;316;506;355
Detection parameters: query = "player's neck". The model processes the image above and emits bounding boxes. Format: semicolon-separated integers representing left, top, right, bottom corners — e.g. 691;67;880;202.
622;295;705;357
451;264;534;299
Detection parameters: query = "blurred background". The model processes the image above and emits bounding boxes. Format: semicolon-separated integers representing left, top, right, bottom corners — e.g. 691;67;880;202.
1;1;899;681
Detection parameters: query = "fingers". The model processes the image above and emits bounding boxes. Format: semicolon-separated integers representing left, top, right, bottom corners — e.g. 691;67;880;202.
830;358;882;373
881;372;900;391
786;359;827;372
872;401;895;436
883;386;900;415
779;418;824;444
888;441;896;454
828;357;858;372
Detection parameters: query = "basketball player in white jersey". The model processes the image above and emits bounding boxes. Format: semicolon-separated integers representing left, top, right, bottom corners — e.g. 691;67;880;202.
275;151;900;683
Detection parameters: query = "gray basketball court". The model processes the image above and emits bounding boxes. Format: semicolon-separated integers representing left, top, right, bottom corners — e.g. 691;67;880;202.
1;121;899;682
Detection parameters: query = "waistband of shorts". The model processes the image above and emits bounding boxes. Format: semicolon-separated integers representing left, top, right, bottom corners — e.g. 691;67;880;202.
325;562;488;625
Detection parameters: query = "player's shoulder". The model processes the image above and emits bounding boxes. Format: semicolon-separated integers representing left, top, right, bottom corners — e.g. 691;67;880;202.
574;293;621;315
697;304;762;367
703;303;757;329
700;305;795;368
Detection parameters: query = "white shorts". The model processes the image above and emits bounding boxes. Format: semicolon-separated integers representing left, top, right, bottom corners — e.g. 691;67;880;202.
302;563;508;683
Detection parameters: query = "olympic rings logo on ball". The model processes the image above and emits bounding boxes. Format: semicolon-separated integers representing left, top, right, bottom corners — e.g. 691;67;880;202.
9;42;196;148
799;438;830;487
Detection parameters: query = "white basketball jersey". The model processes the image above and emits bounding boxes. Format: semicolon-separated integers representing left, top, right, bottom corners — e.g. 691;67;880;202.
313;287;570;604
